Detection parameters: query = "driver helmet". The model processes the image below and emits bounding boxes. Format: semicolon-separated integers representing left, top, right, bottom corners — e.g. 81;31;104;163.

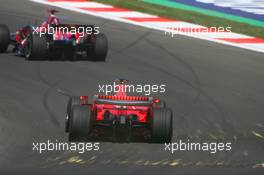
47;10;60;25
48;14;60;25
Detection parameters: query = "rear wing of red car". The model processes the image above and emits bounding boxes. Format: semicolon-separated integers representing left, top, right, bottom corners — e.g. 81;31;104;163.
94;95;153;106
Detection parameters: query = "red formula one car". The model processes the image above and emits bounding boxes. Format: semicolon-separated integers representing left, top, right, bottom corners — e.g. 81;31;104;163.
0;10;108;61
66;79;173;143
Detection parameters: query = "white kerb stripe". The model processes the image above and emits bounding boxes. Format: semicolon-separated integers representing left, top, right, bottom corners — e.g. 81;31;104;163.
97;12;157;18
53;2;113;8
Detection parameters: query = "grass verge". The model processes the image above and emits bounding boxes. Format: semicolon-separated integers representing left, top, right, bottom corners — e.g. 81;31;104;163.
91;0;264;38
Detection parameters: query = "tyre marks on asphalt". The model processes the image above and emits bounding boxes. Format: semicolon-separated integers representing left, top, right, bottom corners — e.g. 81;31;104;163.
107;30;153;59
139;37;237;139
144;38;202;136
42;85;61;127
40;153;264;169
37;63;63;127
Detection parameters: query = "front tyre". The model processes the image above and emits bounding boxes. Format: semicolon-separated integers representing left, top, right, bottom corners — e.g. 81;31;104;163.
151;108;173;143
0;24;10;53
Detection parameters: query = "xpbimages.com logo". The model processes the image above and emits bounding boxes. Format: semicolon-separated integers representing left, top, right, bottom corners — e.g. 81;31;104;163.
98;82;166;96
32;140;100;154
165;26;232;37
164;140;232;154
32;24;100;37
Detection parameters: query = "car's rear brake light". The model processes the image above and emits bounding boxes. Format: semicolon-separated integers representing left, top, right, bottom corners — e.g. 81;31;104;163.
97;95;149;101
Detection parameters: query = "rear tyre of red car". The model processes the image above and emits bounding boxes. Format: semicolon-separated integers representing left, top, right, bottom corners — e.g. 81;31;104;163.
66;96;87;132
69;105;92;142
25;33;49;60
151;108;173;143
87;33;108;61
0;24;10;53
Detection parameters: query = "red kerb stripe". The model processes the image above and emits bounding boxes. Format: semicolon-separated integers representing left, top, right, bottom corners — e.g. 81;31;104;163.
48;0;87;2
80;7;130;12
124;17;176;22
217;38;264;43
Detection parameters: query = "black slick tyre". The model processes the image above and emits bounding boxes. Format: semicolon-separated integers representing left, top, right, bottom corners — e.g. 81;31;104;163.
151;108;173;143
87;33;108;61
68;105;92;142
25;33;49;60
0;24;10;53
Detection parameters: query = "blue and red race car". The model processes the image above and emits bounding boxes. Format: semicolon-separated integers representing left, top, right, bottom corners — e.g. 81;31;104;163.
0;10;108;61
66;79;173;143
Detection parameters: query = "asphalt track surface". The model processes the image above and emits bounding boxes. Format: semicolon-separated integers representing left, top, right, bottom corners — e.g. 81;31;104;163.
0;0;264;174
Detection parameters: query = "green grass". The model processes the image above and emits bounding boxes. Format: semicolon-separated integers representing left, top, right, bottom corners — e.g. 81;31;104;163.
91;0;264;38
